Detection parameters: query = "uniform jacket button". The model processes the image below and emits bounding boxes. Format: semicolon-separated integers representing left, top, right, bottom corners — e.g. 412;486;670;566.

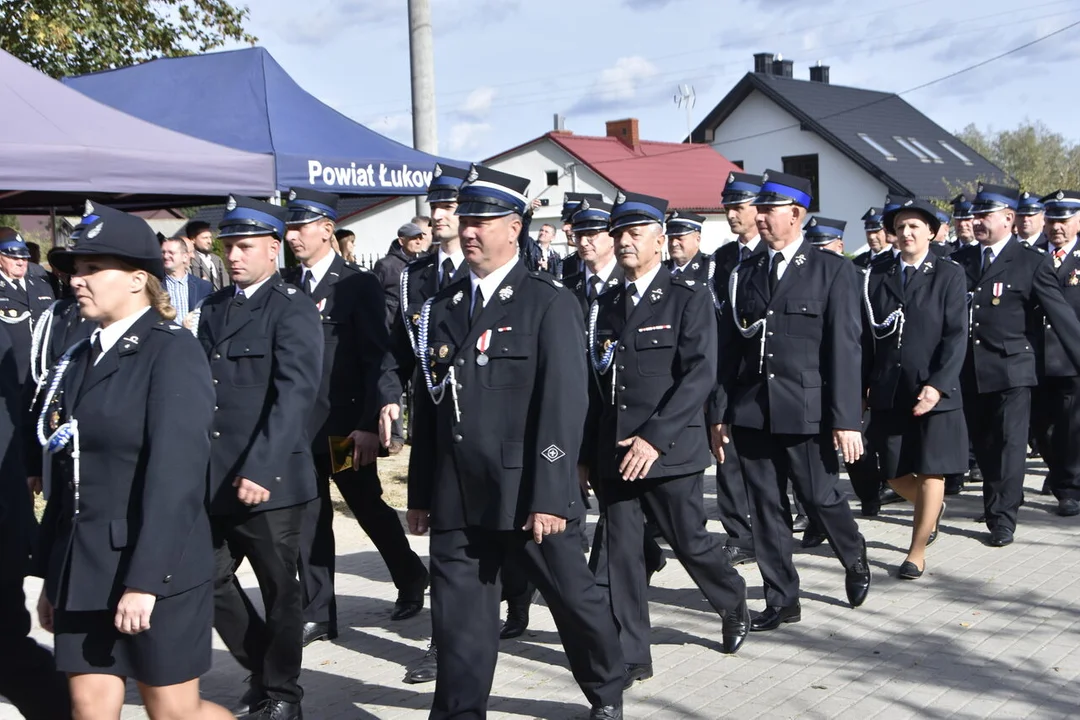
453;434;463;442
619;346;626;352
618;404;627;411
669;441;675;448
617;385;626;392
212;378;219;385
651;339;658;344
213;353;221;360
211;431;221;438
455;358;465;367
163;575;172;584
213;405;219;411
617;364;625;371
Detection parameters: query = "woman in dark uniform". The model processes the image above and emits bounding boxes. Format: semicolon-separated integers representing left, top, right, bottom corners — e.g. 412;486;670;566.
862;199;969;579
31;204;231;719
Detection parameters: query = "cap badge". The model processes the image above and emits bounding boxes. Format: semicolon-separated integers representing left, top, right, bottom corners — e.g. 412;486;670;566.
762;173;769;183
904;199;913;206
498;286;514;301
977;183;985;192
671;210;680;219
466;167;479;183
288;190;297;201
809;218;817;226
433;164;443;178
226;195;237;211
580;199;590;212
86;222;103;239
84;200;95;215
615;191;627;204
1058;191;1065;200
727;173;735;184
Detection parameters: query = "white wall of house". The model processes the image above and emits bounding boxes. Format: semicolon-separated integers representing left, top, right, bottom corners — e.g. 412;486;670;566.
709;90;889;254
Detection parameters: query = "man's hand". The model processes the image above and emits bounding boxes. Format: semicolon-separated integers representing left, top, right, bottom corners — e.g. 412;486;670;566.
617;436;660;481
529;197;543;212
522;512;567;544
234;477;271;506
349;430;379;467
27;476;42;496
577;464;591;496
114;589;156;635
379;404;400;449
912;385;942;417
832;430;864;464
407;509;430;536
37;591;54;633
709;424;730;464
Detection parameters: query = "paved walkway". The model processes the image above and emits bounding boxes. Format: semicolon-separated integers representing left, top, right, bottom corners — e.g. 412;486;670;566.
7;461;1080;719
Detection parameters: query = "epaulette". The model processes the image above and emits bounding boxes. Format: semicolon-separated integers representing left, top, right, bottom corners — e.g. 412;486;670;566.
819;248;845;258
341;260;365;273
670;275;697;290
153;320;182;334
527;271;563;289
1020;242;1046;254
274;282;299;298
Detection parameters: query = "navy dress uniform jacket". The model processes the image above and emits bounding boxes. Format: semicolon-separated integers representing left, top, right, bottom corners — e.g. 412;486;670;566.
0;274;54;383
284;254;386;441
861;255;968;411
408;263;587;531
1037;245;1080;378
562;267;625;320
197;275;323;515
714;244;863;435
711;241;768;317
34;312;216;610
664;250;710;284
951;238;1080;393
582;270;715;482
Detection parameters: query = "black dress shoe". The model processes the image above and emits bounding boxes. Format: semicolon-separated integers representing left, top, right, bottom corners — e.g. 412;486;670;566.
926;502;946;547
391;571;429;621
300;621;331;648
590;704;623;719
898;561;923;580
231;681;267;716
623;663;653;689
944;474;964;496
801;526;827;548
878;486;903;505
845;541;871;608
238;699;302;720
750;603;801;631
1058;498;1080;517
721;597;750;654
722;545;757;566
499;605;529;639
988;527;1014;547
861;501;880;517
403;642;438;684
968;466;983;483
791;514;810;533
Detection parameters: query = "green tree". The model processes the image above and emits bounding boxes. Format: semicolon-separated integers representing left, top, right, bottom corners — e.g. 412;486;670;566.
0;0;257;78
956;120;1080;194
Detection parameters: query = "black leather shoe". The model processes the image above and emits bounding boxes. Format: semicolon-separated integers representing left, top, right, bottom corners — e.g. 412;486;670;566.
898;561;923;580
944;474;964;496
721;597;750;654
845;541;871;608
861;501;880;517
988;527;1014;547
968;466;983;483
1058;498;1080;517
300;621;331;648
231;680;267;716
750;603;801;631
722;545;757;566
926;502;946;547
623;663;653;689
391;571;429;621
402;642;438;684
499;605;529;639
791;514;810;532
878;486;903;505
801;526;827;548
646;553;668;585
238;699;302;720
590;704;623;719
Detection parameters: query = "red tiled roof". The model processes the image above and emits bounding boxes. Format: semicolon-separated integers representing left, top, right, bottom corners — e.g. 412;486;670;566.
540;132;740;211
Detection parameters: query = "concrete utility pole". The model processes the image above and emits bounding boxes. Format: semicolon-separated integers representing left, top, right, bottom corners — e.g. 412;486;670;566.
408;0;437;215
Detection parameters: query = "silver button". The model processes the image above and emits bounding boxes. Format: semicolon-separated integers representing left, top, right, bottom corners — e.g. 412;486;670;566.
975;340;981;345
619;346;626;352
212;431;221;439
618;404;627;411
212;378;219;385
651;339;658;345
768;373;775;379
767;310;774;316
213;353;221;360
453;434;463;443
767;331;774;337
455;358;465;367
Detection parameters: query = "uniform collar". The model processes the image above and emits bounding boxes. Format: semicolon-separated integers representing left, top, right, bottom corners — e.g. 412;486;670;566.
470;254;519;307
586;257;617;285
237;274;273;299
984;234;1012;258
92;306;152;361
302;248;336;288
767;236;805;264
625;260;663;296
739;235;761;253
438;246;464;271
901;251;931;272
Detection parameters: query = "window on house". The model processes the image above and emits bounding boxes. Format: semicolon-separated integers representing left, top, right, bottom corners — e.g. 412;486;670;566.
908;138;944;163
939;141;974;165
859;133;897;161
545;170;559;186
894;136;930;163
781;153;820;212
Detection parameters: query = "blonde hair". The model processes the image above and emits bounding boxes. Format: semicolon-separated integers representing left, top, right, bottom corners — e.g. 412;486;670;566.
144;274;177;321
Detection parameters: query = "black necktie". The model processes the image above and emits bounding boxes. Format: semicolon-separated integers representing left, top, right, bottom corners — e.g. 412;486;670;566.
440;258;455;290
227;291;246;324
671;266;682;277
903;265;916;292
769;254;785;294
470;286;484;328
982;247;994;274
91;331;103;365
302;271;314;297
625;282;637;318
588;275;603;301
739;245;750;263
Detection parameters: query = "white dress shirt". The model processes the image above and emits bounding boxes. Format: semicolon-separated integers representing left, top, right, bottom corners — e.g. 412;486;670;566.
624;261;663;307
438;247;465;284
236;274;273;299
470;255;519;311
91;306;152;365
766;237;806;283
301;249;336;293
981;235;1013;268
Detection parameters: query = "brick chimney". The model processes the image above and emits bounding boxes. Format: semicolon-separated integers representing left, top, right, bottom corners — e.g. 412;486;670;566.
606;118;640;149
809;61;830;84
753;52;775;74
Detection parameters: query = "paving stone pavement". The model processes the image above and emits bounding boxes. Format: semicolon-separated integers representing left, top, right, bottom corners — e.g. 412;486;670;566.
6;460;1080;719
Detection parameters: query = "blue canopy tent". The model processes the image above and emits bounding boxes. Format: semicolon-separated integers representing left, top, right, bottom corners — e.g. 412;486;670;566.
64;47;464;196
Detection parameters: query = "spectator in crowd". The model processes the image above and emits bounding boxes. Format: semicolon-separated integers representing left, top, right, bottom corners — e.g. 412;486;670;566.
161;236;212;324
335;229;357;264
24;241;59;294
373;223;427;329
411;216;433;253
186;221;230;292
535;223;562;276
0;230;54;390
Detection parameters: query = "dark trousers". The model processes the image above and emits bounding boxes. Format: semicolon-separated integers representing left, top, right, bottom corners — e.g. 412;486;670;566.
593;471;746;666
964;387;1031;532
0;572;71;719
429;521;623;718
715;438;755;550
1032;378;1080;501
846;411;883;504
213;505;306;704
732;427;864;607
298;456;427;628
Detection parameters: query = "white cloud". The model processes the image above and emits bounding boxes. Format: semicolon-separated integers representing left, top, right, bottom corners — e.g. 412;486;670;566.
460;86;497;119
448;121;492;154
366;113;414;143
569;56;661;115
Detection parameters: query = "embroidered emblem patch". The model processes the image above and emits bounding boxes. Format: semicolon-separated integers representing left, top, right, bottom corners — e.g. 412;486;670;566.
541;445;566;463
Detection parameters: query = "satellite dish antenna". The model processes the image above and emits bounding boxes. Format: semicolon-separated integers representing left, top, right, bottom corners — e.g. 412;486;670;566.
674;84;696;140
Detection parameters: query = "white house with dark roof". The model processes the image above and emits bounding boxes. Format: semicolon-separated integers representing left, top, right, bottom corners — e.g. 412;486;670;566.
689;53;1008;252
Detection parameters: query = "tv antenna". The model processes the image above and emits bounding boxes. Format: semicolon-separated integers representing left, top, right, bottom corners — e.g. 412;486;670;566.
674;84;696;140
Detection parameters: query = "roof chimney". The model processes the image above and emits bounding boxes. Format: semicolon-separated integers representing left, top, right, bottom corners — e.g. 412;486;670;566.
809;61;830;84
772;54;794;78
606;118;640;150
753;52;775;74
551;113;572;135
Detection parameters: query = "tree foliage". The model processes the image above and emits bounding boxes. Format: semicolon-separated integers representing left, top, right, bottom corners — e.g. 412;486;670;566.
956;120;1080;194
0;0;257;78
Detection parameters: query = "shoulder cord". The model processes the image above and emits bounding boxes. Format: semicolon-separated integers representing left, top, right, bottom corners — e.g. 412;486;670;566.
36;339;88;506
587;301;620;404
399;266;420;357
727;265;769;372
29;302;57;390
416;298;460;422
862;268;905;348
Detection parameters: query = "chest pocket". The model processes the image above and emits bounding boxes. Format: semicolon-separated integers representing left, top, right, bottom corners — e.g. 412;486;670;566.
481;334;532;390
784;299;824;338
227;338;268;387
634;328;676;377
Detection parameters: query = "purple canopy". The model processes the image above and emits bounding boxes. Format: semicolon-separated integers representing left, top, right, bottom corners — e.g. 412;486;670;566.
0;49;275;213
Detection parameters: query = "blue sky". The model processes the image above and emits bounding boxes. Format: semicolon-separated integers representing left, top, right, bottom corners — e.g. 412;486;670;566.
228;0;1080;162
